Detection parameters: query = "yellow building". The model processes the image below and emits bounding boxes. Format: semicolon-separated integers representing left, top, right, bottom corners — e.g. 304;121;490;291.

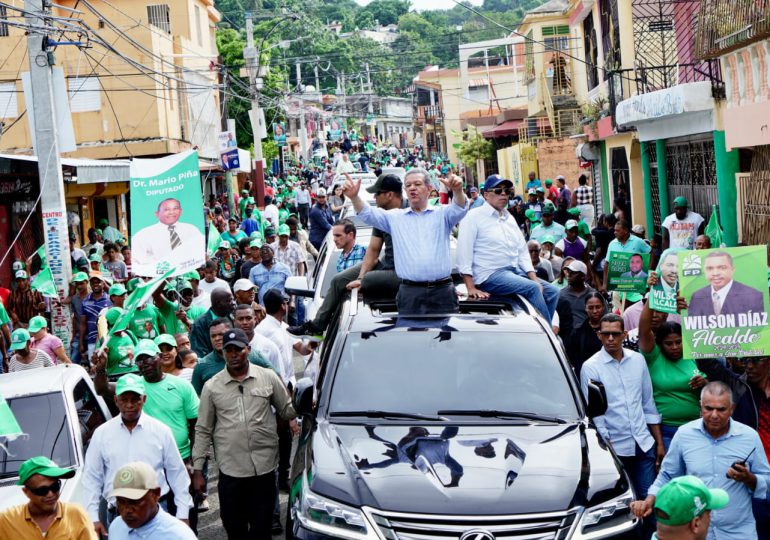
0;0;222;238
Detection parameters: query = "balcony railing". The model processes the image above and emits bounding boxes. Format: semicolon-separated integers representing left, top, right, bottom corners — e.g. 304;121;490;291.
415;105;443;124
696;0;770;58
517;108;581;143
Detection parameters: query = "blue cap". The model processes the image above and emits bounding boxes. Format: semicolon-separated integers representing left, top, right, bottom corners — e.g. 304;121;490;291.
484;174;513;191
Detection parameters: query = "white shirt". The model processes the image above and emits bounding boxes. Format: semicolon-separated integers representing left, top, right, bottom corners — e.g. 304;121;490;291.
82;413;192;521
457;202;535;284
132;221;205;276
249;331;284;374
109;506;196;540
336;159;355;174
264;204;279;226
197;278;230;295
190;290;211;310
662;211;705;249
296;189;311;205
255;316;297;387
711;280;734;311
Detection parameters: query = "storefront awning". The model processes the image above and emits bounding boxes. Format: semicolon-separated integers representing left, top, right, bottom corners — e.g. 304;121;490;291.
483;119;524;138
0;153;130;184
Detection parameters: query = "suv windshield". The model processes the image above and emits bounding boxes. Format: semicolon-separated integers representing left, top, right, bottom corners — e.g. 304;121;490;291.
329;331;579;420
0;393;76;478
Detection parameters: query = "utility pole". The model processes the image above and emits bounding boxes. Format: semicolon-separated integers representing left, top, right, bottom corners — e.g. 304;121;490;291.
314;64;320;93
244;11;266;201
217;60;236;213
296;61;307;162
24;0;72;347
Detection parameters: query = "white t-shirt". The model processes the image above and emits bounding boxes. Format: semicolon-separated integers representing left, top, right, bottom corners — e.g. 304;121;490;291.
263;204;279;226
197;278;230;295
662;211;704;249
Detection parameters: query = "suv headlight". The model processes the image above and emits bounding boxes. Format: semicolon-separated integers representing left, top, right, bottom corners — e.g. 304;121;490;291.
573;489;638;539
295;477;377;539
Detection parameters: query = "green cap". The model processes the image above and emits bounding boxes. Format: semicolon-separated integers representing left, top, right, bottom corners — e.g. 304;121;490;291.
264;226;276;237
654;476;728;526
183;271;201;282
249;231;261;238
115;373;146;396
98;218;109;228
673;196;688;208
541;234;556;245
247;197;255;204
177;280;193;292
278;224;290;236
10;328;30;350
28;316;47;334
134;339;160;359
72;272;89;283
524;209;539;222
89;253;101;263
126;277;142;293
249;238;263;249
154;334;177;348
545;178;552;186
542;203;554;215
108;283;127;296
16;456;76;486
568;207;581;216
105;307;125;327
241;189;249;194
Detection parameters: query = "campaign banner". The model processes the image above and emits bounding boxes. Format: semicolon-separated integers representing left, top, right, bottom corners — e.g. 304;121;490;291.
679;246;770;359
130;150;206;277
648;248;682;314
273;122;287;147
217;130;240;171
607;251;650;293
329;118;343;142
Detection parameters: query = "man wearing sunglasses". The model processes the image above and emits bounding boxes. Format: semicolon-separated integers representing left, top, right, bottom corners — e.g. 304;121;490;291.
0;456;94;539
457;175;559;322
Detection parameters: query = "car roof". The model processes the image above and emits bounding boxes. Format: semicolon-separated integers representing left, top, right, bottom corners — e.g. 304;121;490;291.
0;364;89;398
343;296;547;334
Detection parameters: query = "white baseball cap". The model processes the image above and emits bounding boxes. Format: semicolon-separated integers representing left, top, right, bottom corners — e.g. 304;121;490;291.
565;260;588;274
317;188;327;197
233;278;255;293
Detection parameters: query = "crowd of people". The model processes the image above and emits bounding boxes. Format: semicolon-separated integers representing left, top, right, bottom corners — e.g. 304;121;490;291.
0;137;769;540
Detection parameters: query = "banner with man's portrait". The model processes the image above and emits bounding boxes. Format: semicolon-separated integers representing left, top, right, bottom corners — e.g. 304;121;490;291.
679;246;770;359
648;248;682;314
129;150;206;277
607;251;650;294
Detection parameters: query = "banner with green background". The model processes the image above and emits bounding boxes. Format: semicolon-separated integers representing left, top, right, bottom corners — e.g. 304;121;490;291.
607;251;650;294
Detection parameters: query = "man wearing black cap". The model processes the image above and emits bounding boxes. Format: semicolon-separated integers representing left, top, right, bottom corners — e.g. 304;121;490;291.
192;327;297;538
457;175;559;322
288;174;403;340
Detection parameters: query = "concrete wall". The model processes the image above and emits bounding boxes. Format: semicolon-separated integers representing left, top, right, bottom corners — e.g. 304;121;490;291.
535;137;583;188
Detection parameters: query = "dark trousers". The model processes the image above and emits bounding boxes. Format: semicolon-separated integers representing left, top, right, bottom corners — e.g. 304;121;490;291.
313;263;400;330
298;204;310;229
277;418;292;487
396;282;458;315
218;470;276;539
753;498;770;539
167;467;199;535
618;444;657;539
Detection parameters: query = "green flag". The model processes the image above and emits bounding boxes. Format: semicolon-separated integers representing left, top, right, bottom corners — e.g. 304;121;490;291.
705;204;724;248
36;244;46;266
31;266;58;298
0;393;23;441
111;267;176;334
207;228;221;257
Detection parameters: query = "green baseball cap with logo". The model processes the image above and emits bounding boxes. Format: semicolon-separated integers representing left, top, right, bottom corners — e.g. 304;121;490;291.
524;209;539;222
135;339;160;359
177;280;193;293
89;253;102;263
249;238;263;249
568;207;581;216
28;316;47;334
105;307;125;327
154;334;177;349
278;224;291;236
541;234;556;245
109;283;127;296
115;373;146;396
654;476;729;526
71;271;89;283
10;328;30;350
16;456;76;486
673;196;689;208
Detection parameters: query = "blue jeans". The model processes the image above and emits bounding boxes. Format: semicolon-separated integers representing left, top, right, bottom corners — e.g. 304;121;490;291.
479;267;559;321
661;424;679;451
619;444;657;539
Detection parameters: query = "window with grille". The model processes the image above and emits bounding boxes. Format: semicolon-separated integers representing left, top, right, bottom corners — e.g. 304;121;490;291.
147;4;171;34
0;82;18;118
0;6;9;37
583;16;599;90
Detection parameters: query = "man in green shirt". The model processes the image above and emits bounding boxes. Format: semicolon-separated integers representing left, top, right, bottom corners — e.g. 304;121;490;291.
95;307;140;379
238;189;250;220
190;318;275;395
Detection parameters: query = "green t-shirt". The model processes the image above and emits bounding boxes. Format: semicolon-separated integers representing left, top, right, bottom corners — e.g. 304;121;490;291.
578;220;591;240
129;305;162;340
0;302;10;326
141;375;200;458
104;331;139;376
157;299;185;336
278;208;290;224
221;230;247;245
239;198;249;220
643;345;701;426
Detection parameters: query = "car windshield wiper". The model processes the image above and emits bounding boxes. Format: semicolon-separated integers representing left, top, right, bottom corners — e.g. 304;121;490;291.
436;410;567;424
330;410;447;421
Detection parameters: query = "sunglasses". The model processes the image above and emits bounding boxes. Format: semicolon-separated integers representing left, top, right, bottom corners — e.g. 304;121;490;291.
27;479;61;496
488;187;513;196
598;331;624;337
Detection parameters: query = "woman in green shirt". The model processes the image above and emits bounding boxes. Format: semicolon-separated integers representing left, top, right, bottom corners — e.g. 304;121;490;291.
95;307;139;379
638;300;706;450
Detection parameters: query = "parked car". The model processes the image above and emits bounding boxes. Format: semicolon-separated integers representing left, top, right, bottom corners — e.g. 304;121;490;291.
0;364;112;510
286;296;639;540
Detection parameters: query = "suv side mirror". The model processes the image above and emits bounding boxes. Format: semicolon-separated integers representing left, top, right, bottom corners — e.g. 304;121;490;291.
286;275;315;298
293;377;315;416
586;379;608;418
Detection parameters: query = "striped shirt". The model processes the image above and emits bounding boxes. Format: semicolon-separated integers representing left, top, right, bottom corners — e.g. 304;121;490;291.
270;240;306;275
9;349;54;372
337;244;367;272
574;185;593;205
7;288;44;324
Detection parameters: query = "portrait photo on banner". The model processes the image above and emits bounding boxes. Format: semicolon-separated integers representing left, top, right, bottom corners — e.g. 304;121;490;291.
679;245;770;359
129;150;206;277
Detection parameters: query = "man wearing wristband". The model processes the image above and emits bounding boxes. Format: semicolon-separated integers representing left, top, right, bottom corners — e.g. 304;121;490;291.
288;173;403;340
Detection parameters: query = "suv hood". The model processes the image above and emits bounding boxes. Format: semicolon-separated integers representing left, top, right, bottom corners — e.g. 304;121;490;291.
309;421;626;515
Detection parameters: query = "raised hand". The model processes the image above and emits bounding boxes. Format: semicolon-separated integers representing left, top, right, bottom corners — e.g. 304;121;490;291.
342;173;361;199
440;174;463;193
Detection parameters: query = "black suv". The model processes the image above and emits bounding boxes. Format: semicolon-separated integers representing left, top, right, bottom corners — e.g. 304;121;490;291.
287;295;639;540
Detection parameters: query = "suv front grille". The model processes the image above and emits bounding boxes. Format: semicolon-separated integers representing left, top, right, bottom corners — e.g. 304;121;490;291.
364;508;578;540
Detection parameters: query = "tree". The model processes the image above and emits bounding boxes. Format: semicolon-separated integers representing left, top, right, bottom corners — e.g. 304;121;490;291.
358;0;411;26
453;126;494;184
